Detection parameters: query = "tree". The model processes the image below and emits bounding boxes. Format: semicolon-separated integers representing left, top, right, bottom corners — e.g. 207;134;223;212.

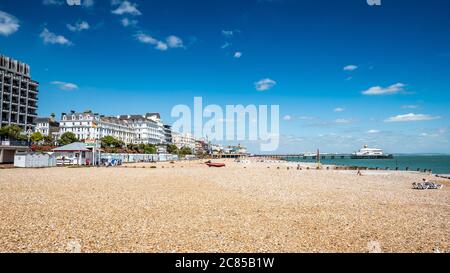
43;135;54;146
143;144;157;154
59;132;78;145
30;132;44;143
101;136;124;148
179;146;193;156
166;144;179;154
0;125;23;140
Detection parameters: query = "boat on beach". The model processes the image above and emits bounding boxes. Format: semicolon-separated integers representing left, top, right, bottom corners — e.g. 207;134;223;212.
351;145;394;159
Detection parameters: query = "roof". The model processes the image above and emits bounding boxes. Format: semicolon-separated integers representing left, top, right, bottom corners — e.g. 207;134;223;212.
35;117;60;126
146;113;161;119
52;142;90;152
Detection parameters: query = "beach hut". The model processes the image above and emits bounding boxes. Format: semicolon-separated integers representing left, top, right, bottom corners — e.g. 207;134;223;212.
52;142;93;166
14;152;57;168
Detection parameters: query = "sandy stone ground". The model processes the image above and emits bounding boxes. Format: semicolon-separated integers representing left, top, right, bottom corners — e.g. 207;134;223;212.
0;159;448;253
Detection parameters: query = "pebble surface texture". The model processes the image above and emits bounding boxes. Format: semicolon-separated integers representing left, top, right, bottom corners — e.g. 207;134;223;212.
0;160;448;253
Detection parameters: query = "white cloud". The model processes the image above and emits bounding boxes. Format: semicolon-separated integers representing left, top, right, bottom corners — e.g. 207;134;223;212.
42;0;64;5
121;17;137;27
67;21;90;32
401;105;419;109
51;81;78;91
234;52;242;58
83;0;94;8
222;30;234;37
112;1;141;16
40;28;72;45
43;0;94;7
134;33;168;51
384;113;441;123
155;41;168;51
283;115;292;121
0;11;20;36
255;78;276;91
362;83;406;96
343;65;358;71
335;118;352;124
221;42;231;49
166;35;184;48
334;107;345;112
367;129;380;134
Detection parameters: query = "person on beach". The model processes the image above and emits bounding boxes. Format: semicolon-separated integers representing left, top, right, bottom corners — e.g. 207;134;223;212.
357;170;363;176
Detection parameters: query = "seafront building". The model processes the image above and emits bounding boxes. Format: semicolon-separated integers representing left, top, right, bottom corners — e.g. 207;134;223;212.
118;113;165;145
172;132;196;151
59;110;171;145
59;111;135;144
35;114;60;139
0;55;38;130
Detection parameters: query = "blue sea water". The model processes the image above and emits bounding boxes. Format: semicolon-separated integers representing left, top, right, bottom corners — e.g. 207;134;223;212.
284;155;450;174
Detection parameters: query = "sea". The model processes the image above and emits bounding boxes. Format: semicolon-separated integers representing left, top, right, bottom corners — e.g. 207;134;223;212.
284;155;450;174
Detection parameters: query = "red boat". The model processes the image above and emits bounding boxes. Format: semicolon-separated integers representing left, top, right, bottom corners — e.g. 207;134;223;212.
206;163;226;168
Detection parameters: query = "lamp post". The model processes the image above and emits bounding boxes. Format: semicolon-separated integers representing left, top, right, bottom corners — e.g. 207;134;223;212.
26;127;33;152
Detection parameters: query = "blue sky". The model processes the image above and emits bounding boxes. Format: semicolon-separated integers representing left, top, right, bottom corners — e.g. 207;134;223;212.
1;0;449;153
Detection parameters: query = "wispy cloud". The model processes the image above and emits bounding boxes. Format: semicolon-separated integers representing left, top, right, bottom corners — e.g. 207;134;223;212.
401;105;419;109
362;83;406;96
67;21;90;32
255;78;277;91
121;17;137;27
384;113;441;122
283;115;292;121
334;107;345;112
0;10;20;36
343;65;358;71
51;81;79;91
111;1;141;16
234;52;242;58
166;35;184;48
40;28;72;45
367;129;380;134
334;118;353;124
135;32;171;51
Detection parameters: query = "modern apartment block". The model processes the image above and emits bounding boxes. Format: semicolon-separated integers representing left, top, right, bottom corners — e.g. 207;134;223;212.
59;111;135;144
0;55;38;130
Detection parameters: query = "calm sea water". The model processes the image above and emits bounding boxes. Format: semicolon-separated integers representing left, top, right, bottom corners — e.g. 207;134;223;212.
285;155;450;174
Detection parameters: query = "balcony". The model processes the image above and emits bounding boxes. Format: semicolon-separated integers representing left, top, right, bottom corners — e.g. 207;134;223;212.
1;140;29;147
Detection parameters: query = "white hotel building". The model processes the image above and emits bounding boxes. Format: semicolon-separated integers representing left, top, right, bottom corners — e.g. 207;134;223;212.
59;111;135;144
118;113;165;145
59;111;168;145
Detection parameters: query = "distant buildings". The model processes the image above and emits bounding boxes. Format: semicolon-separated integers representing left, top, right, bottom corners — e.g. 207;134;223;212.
35;114;60;138
172;132;196;151
0;55;38;131
118;114;164;145
163;124;173;145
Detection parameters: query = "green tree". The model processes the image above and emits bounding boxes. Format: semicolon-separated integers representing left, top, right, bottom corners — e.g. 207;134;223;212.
43;135;54;146
143;144;157;154
179;146;193;156
0;125;23;140
166;144;179;154
59;132;78;145
101;136;124;148
30;132;44;143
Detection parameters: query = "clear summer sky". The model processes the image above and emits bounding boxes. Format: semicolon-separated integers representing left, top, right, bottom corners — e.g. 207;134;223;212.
1;0;449;153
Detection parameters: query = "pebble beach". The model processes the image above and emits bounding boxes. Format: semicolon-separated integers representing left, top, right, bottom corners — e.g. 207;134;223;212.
0;159;448;253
